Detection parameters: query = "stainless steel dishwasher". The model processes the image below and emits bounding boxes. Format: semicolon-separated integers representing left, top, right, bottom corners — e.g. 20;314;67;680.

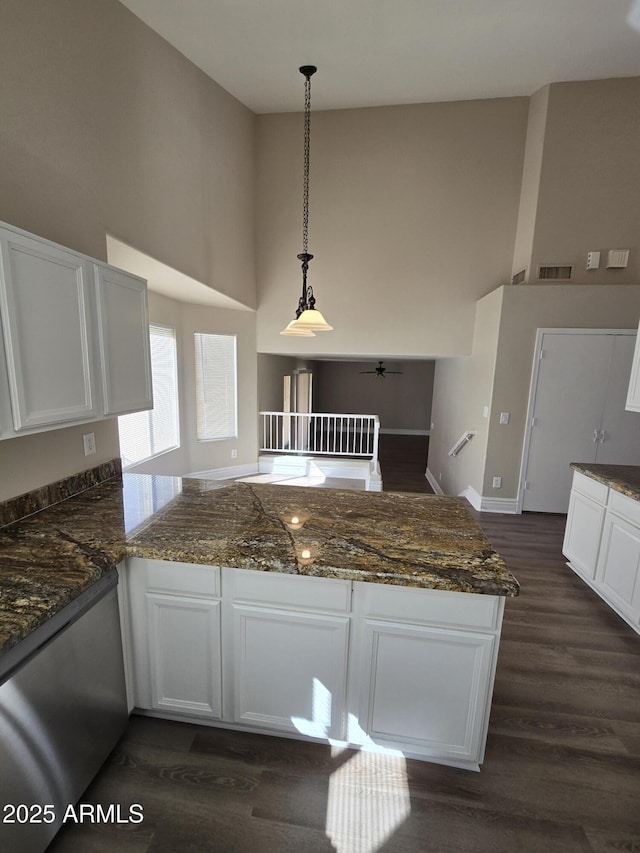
0;569;129;852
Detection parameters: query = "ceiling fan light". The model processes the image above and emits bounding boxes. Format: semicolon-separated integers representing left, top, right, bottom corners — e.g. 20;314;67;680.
293;308;333;331
280;319;316;336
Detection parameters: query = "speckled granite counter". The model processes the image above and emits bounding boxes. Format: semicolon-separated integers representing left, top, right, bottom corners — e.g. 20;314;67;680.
0;469;518;657
571;463;640;501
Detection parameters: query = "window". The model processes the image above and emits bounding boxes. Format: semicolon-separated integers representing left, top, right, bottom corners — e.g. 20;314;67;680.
194;332;237;441
118;324;179;468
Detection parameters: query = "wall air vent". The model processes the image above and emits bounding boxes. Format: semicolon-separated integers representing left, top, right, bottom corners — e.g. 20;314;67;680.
511;269;526;285
537;264;573;281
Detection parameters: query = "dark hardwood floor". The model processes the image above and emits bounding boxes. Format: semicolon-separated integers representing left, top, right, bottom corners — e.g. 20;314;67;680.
379;434;433;494
48;465;640;852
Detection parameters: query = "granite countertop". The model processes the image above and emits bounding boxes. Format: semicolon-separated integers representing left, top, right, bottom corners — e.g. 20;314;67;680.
571;463;640;501
0;471;519;657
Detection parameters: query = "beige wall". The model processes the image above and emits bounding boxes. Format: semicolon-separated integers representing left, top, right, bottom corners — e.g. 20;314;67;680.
511;86;549;279
314;361;434;432
428;288;503;497
517;78;640;285
256;98;529;358
0;420;118;503
0;0;255;500
257;355;307;413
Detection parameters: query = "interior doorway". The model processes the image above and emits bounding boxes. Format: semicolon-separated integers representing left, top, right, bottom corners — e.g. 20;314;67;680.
518;329;640;513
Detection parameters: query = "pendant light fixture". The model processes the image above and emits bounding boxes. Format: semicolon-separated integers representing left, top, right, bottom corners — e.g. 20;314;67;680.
280;66;333;336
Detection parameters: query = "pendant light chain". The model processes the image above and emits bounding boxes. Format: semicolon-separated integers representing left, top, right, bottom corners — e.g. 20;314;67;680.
302;72;311;256
280;65;333;336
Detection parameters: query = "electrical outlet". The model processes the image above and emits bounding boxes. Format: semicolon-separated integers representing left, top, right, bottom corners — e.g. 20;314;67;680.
83;432;96;456
492;476;502;488
231;449;238;459
499;412;510;425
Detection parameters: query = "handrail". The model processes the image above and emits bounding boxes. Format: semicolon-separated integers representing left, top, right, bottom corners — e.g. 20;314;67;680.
259;411;380;464
448;431;475;457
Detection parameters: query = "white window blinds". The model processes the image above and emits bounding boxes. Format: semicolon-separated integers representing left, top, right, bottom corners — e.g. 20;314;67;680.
194;332;237;441
118;324;179;467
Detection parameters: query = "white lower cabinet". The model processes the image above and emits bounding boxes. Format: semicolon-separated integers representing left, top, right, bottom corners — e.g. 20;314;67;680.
562;472;608;579
122;559;505;768
351;619;495;763
222;567;351;740
595;499;640;626
228;605;349;738
147;595;222;718
564;473;640;633
126;558;222;719
348;582;502;767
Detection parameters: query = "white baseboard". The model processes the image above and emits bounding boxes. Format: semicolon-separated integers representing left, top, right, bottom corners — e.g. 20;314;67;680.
460;485;518;514
189;462;258;481
258;455;372;480
425;468;444;495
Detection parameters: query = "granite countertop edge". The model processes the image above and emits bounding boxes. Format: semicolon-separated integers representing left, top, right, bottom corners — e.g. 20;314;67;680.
570;463;640;501
0;473;519;658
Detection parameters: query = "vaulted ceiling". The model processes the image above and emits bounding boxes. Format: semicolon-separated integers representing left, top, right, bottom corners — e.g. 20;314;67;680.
119;0;640;113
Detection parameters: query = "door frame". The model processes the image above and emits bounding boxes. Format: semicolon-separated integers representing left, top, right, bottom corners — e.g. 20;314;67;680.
516;328;635;514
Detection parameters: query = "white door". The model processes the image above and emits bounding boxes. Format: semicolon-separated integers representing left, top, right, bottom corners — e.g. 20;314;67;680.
596;335;640;464
522;332;614;513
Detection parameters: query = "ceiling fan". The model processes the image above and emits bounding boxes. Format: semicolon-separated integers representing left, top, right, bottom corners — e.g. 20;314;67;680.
360;361;403;380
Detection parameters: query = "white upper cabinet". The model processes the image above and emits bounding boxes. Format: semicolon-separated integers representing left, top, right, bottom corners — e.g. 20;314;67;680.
94;263;152;416
625;319;640;411
0;228;97;431
0;221;152;438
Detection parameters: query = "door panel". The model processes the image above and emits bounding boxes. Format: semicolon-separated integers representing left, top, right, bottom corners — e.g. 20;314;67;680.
523;334;612;513
596;335;640;465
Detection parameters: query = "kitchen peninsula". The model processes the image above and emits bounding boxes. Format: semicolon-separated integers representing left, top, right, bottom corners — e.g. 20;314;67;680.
0;464;518;772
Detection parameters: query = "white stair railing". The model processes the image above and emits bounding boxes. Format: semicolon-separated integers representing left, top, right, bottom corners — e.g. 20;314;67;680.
259;412;380;463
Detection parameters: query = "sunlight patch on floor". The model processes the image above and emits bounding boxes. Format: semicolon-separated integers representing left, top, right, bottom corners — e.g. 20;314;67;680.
325;750;411;852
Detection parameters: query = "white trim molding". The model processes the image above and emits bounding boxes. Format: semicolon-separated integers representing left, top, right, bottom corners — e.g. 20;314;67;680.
189;462;258;481
425;468;445;495
459;485;518;514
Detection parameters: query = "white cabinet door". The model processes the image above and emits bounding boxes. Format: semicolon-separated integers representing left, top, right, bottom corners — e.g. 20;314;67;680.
147;594;222;719
595;513;640;625
0;229;98;429
353;619;495;764
229;604;350;740
94;264;152;416
563;490;606;579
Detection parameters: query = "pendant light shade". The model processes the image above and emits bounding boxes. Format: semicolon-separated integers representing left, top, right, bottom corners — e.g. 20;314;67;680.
280;319;315;336
293;309;333;332
280;66;333;337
